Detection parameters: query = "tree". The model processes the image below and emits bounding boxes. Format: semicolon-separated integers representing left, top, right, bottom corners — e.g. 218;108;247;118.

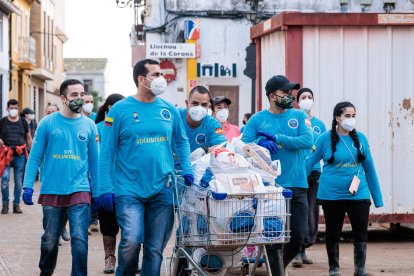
90;90;102;112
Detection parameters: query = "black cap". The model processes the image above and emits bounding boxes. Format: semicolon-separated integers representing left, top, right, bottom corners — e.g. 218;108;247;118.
265;75;300;95
296;88;314;102
212;96;231;106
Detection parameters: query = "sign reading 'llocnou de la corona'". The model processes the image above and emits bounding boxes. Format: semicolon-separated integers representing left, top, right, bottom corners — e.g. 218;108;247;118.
146;43;196;59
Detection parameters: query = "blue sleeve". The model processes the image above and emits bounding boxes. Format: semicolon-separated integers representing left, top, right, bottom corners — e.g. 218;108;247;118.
321;121;327;133
98;109;119;196
276;113;313;150
24;120;47;189
241;116;259;143
172;108;192;175
305;134;325;176
209;118;227;146
88;124;99;197
361;138;383;207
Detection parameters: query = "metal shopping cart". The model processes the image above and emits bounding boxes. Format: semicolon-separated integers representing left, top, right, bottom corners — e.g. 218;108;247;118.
165;175;292;276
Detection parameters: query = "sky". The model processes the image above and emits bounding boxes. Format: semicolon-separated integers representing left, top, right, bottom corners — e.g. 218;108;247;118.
64;0;137;98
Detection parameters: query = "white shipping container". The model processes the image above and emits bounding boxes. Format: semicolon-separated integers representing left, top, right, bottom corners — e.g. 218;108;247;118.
252;12;414;223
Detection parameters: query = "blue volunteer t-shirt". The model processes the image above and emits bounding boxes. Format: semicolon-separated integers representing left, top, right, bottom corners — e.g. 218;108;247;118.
98;96;192;198
305;131;383;207
309;116;326;172
178;108;227;152
242;108;313;188
24;112;99;196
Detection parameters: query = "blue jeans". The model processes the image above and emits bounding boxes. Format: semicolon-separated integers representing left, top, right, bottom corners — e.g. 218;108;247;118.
115;186;175;276
1;154;25;205
39;203;89;276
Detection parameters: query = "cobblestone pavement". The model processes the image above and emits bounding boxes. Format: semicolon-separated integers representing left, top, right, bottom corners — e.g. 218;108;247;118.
1;183;413;275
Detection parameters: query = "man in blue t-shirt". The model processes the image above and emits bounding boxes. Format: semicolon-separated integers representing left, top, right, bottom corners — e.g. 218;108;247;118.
179;85;227;152
242;75;313;275
292;87;327;267
96;59;193;276
23;79;99;276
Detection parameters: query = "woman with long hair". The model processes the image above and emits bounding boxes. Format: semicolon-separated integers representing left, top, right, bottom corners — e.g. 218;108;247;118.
305;101;383;276
95;93;125;273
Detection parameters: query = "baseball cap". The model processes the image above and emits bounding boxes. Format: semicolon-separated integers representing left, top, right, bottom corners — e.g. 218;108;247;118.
265;75;300;95
212;96;231;106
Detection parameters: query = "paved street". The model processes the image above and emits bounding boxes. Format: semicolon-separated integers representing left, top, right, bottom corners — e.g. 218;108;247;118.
1;182;414;275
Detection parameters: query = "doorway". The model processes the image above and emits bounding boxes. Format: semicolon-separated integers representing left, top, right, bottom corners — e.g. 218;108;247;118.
209;85;239;125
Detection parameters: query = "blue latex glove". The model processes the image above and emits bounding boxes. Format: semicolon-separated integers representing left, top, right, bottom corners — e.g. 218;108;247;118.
94;193;115;212
22;187;34;205
258;139;279;155
257;131;277;142
183;174;194;186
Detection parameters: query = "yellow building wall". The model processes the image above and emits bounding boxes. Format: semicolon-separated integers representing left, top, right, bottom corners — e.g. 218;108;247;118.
9;0;33;110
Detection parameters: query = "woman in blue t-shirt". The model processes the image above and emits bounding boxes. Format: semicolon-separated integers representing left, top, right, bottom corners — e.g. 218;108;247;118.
94;93;125;273
305;101;383;276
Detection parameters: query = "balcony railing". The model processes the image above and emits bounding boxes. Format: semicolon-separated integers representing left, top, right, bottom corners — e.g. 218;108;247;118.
18;36;36;67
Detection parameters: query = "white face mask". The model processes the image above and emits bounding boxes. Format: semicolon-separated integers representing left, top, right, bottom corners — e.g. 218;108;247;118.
215;109;229;123
207;108;213;116
8;109;18;117
299;99;313;112
340;118;356;132
188;105;207;122
28;114;35;120
82;103;94;114
143;76;167;96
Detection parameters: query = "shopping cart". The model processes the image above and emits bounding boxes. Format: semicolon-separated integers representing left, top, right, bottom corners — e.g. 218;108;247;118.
165;176;292;276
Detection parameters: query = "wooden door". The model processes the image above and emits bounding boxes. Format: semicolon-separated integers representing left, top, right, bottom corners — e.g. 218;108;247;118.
209;85;239;125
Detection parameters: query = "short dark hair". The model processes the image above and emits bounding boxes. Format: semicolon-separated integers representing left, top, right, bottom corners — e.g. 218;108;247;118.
189;85;211;99
60;79;83;96
20;107;34;117
7;99;18;108
244;113;253;120
132;59;159;87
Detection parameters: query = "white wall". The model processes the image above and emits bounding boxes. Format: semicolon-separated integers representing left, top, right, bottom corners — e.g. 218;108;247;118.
302;25;414;215
260;31;286;110
166;0;414;13
145;17;254;126
0;11;9;116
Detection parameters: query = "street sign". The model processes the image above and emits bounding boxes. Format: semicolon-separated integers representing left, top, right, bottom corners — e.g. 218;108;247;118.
184;19;200;40
146;43;196;59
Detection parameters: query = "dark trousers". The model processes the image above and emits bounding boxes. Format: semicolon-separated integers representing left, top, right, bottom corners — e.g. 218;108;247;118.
303;170;321;248
99;208;119;237
267;187;309;271
322;200;370;243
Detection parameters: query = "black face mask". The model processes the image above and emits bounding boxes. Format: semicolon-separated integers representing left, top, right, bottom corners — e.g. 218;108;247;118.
275;94;295;109
66;97;84;113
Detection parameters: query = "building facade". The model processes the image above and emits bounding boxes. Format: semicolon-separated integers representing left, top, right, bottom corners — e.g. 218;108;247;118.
9;0;35;111
0;0;19;116
136;0;414;126
31;0;67;119
64;58;108;102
